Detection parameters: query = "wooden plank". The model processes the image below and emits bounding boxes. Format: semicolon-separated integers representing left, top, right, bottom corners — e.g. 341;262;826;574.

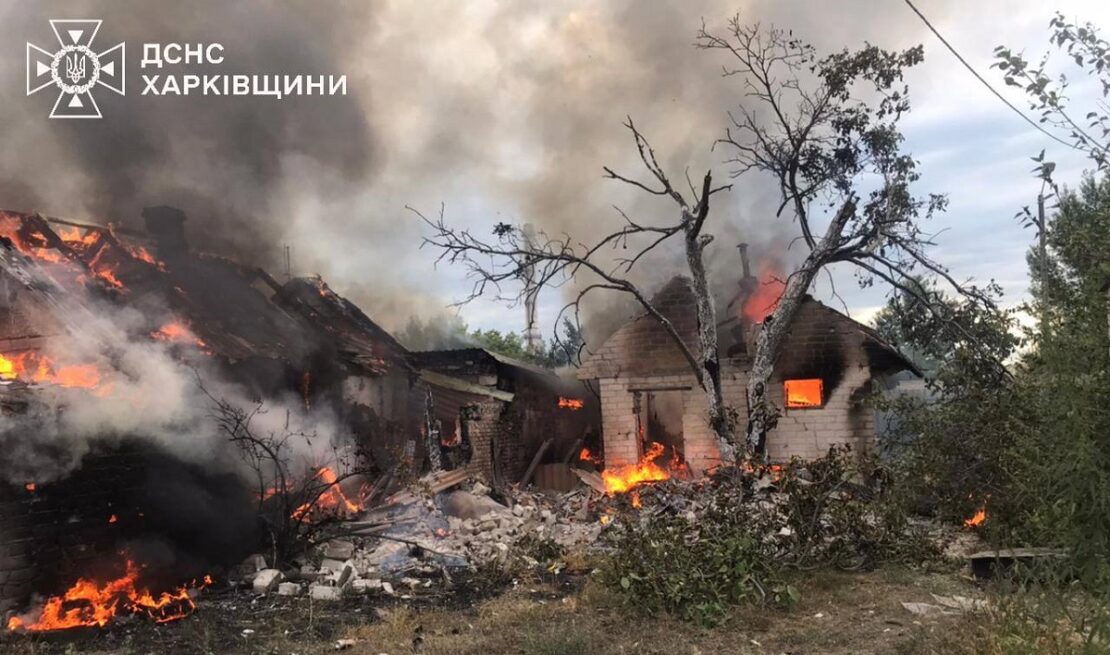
572;468;607;494
519;438;553;487
561;437;584;465
424;468;470;494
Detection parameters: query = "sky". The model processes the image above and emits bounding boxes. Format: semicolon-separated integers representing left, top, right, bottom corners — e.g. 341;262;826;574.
1;0;1108;344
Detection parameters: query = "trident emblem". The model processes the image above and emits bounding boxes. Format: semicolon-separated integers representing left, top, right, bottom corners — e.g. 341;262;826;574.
26;20;125;119
65;53;86;83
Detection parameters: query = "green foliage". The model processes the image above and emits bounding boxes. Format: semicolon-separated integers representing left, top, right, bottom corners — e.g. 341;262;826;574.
1003;175;1110;589
600;447;936;626
398;314;583;368
874;279;1021;523
776;448;941;570
881;171;1110;597
993;13;1110;171
600;504;796;626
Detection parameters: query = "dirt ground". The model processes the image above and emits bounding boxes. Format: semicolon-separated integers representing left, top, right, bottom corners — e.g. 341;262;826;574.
0;565;990;655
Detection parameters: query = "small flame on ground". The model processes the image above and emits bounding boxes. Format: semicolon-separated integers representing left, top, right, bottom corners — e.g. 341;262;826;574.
6;559;208;632
964;509;986;527
24;483;35;493
290;467;367;522
108;514;118;524
600;442;675;494
558;397;584;410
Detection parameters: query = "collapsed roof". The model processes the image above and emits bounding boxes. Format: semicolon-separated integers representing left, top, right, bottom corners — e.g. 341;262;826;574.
0;209;406;379
577;275;921;380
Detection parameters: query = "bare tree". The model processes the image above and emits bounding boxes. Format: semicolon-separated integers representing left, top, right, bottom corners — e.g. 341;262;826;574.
419;18;1007;464
204;389;372;563
414;118;740;461
696;17;1005;456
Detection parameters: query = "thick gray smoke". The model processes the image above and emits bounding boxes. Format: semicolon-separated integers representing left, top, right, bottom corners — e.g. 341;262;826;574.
0;0;375;268
0;262;349;485
0;0;967;338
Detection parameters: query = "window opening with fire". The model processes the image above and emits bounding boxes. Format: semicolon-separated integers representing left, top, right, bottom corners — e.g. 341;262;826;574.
634;389;685;458
784;378;823;408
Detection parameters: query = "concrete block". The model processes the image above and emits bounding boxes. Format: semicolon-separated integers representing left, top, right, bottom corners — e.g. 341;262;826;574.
351;578;382;595
322;539;355;560
252;568;283;594
320;557;346;573
309;583;344;601
277;581;301;596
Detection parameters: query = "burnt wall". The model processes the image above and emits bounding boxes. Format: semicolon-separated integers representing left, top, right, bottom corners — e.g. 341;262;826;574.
465;398;523;483
0;444;148;613
0;442;258;615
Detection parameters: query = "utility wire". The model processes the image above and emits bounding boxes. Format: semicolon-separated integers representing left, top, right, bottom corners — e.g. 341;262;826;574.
902;0;1076;150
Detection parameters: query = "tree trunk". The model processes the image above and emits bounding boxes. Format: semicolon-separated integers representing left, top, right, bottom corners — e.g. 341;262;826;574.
423;388;443;472
746;201;855;457
684;216;737;463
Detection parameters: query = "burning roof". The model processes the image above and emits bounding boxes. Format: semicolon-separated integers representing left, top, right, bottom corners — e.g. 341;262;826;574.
577;275;920;380
0;209;419;376
270;276;412;376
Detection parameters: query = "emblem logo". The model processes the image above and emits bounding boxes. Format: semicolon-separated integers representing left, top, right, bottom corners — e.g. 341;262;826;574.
27;20;125;119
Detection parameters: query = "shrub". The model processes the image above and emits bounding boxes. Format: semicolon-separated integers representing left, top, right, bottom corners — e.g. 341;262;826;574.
600;447;934;625
600;502;797;626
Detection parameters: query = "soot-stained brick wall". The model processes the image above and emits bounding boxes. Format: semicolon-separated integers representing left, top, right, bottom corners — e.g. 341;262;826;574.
0;444;147;614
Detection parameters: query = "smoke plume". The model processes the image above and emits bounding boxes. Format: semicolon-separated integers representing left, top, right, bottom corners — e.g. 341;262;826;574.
0;0;966;337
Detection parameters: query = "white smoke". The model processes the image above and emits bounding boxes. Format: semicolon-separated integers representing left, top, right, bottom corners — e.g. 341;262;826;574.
0;265;349;486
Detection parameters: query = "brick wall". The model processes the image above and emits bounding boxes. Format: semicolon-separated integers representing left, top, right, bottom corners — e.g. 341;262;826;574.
464;398;524;482
0;444;149;614
583;280;897;469
577;278;701;381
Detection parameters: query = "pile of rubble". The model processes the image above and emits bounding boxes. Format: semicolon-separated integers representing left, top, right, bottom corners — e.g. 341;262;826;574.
237;470;611;601
236;454;966;601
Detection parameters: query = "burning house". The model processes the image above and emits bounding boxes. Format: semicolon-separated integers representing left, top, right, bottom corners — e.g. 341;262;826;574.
0;206;598;627
577;268;920;473
0;207;436;624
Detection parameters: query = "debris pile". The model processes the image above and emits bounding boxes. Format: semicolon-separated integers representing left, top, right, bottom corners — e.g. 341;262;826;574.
236;469;611;600
236;448;951;602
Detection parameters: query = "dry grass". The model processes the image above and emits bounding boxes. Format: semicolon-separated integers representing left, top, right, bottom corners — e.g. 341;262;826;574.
333;568;977;655
0;567;987;655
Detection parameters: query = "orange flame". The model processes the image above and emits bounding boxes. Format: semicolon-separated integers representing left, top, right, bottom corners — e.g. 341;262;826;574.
579;447;592;462
6;560;207;632
123;243;164;270
964;508;986;527
55;226;100;247
601;442;672;494
784;379;823;408
558;397;584;410
0;352;101;389
151;322;207;349
290;467;366;521
24;483;35;493
741;259;786;323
